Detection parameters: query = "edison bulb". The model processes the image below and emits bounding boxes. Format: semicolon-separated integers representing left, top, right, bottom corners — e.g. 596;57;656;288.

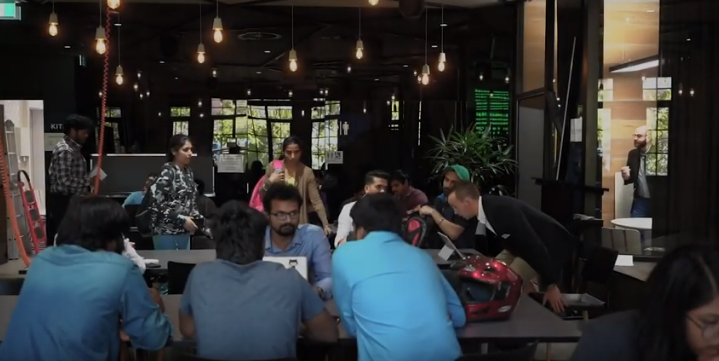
49;23;58;37
213;29;223;43
438;61;445;72
107;0;120;10
355;48;363;60
289;59;298;72
421;73;429;85
197;52;205;64
133;83;138;91
95;40;106;55
369;0;378;5
115;74;124;85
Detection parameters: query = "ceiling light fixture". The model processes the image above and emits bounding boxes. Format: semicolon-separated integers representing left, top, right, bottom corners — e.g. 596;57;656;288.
288;90;293;97
212;68;218;77
95;26;107;55
347;65;352;73
107;0;119;10
115;65;124;85
247;88;252;96
48;3;58;37
609;55;659;73
437;6;446;72
133;83;138;91
197;2;206;63
115;14;124;86
212;0;223;43
369;0;378;5
356;8;364;60
289;6;298;72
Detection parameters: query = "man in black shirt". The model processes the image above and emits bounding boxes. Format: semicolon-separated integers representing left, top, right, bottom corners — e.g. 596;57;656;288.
414;165;478;249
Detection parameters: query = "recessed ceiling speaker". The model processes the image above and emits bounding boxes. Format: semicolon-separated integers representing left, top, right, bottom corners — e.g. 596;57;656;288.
399;0;425;20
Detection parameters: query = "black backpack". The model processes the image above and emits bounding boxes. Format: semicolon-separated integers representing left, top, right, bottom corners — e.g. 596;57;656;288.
135;165;175;236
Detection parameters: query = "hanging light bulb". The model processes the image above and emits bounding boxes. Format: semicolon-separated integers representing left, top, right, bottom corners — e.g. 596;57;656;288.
212;17;223;43
690;88;695;96
288;90;293;97
115;65;124;85
139;93;144;99
417;75;421;83
438;52;446;72
212;68;218;77
48;12;59;37
505;74;510;84
146;90;150;97
368;0;378;5
137;71;142;79
288;49;298;72
247;88;252;96
479;73;484;81
107;0;120;10
198;100;203;107
421;64;430;85
133;83;138;91
355;40;364;60
347;65;352;73
197;43;206;64
95;26;107;55
98;91;103;98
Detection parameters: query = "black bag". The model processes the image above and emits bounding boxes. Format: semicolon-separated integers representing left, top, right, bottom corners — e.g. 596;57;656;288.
135;165;174;236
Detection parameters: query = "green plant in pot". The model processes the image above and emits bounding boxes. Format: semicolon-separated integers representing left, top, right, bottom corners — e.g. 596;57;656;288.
427;126;517;195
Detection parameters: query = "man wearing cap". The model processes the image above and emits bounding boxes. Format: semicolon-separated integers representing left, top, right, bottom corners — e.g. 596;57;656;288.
413;165;478;249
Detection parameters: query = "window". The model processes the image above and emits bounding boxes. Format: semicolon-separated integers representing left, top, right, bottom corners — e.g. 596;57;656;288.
598;78;614;102
103;107;122;152
170;106;190;136
105;107;122;118
646;107;669;176
311;100;340;169
389;100;400;131
642;77;672;101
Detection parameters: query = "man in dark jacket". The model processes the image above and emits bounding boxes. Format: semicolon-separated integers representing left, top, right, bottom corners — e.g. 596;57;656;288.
447;180;573;313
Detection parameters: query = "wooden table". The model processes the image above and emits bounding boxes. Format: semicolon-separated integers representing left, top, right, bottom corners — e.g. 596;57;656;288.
610;218;652;231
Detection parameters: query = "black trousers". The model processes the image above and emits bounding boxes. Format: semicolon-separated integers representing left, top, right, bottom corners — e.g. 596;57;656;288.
46;193;72;243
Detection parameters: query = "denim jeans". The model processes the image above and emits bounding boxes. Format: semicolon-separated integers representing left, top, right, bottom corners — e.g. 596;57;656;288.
152;234;191;250
630;197;651;218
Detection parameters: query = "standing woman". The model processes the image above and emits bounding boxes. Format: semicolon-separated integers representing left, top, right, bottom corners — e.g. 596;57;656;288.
149;134;202;250
570;243;719;361
260;136;331;234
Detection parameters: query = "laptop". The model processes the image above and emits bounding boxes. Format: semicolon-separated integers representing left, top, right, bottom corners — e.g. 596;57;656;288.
263;256;309;280
438;232;468;260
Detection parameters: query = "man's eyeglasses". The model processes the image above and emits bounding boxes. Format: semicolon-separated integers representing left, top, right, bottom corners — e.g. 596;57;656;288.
687;315;719;339
270;211;300;221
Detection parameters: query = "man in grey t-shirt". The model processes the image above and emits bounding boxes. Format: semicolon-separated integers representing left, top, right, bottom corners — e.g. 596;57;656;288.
178;201;338;360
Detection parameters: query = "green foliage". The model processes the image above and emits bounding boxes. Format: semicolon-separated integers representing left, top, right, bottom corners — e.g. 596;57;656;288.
427;126;517;195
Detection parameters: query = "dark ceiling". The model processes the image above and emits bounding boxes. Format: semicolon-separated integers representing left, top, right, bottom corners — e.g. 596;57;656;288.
3;0;516;88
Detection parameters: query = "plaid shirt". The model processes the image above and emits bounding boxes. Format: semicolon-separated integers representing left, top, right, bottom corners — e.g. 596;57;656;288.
49;135;89;195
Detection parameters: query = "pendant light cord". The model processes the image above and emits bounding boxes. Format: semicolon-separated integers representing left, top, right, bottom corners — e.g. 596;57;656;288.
440;6;444;51
216;0;218;16
117;13;121;62
424;9;428;64
291;6;294;46
199;1;202;43
358;8;361;39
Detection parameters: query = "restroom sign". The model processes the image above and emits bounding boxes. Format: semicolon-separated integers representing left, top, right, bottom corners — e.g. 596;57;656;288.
325;151;343;164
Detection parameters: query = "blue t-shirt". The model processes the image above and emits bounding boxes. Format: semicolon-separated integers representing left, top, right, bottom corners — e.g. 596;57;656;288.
0;245;172;361
123;191;145;207
180;259;325;360
332;231;466;361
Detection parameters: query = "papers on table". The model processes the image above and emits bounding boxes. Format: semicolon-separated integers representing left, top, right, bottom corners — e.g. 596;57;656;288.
614;255;634;267
89;166;108;180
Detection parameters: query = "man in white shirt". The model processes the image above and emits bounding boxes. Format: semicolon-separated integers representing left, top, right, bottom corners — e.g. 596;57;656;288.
334;170;389;247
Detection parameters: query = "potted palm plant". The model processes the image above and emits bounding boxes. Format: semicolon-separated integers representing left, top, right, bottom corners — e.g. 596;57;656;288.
427;126;517;195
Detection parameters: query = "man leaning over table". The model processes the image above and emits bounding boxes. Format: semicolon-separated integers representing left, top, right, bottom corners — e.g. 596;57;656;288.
333;193;466;361
179;200;337;360
263;183;333;299
0;196;171;361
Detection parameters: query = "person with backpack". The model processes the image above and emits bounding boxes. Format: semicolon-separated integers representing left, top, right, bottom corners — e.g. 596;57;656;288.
145;134;202;250
250;136;331;234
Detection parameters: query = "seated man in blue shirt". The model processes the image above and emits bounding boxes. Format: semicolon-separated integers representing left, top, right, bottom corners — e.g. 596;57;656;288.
0;196;171;361
333;193;467;361
263;183;333;299
122;172;156;207
179;200;337;360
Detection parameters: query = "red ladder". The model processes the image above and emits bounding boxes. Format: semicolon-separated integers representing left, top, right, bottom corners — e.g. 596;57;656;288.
17;170;46;253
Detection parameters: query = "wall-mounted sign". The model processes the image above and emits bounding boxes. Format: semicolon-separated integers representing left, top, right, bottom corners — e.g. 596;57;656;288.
44;133;64;151
473;88;510;139
325;151;343;164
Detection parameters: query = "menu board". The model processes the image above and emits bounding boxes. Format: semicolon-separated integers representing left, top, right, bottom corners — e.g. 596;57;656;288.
473;88;510;139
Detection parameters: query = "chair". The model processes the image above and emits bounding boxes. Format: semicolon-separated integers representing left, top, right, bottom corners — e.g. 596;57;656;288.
177;355;297;361
601;227;642;255
457;342;537;361
167;261;197;294
403;216;428;247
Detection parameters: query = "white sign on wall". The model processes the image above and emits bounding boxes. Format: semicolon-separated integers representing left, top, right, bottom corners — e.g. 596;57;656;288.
44;133;64;151
325;151;343;164
217;154;245;173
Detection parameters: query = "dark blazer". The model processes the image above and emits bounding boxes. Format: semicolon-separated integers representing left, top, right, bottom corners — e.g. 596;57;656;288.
570;311;639;361
481;195;575;287
625;148;641;196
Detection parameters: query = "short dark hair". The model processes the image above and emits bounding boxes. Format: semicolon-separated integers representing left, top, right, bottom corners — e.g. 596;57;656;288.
390;170;409;184
167;134;192;162
56;196;130;251
451;180;480;199
194;178;205;194
350;193;403;235
263;183;303;214
211;200;268;265
364;170;389;186
63;114;94;135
